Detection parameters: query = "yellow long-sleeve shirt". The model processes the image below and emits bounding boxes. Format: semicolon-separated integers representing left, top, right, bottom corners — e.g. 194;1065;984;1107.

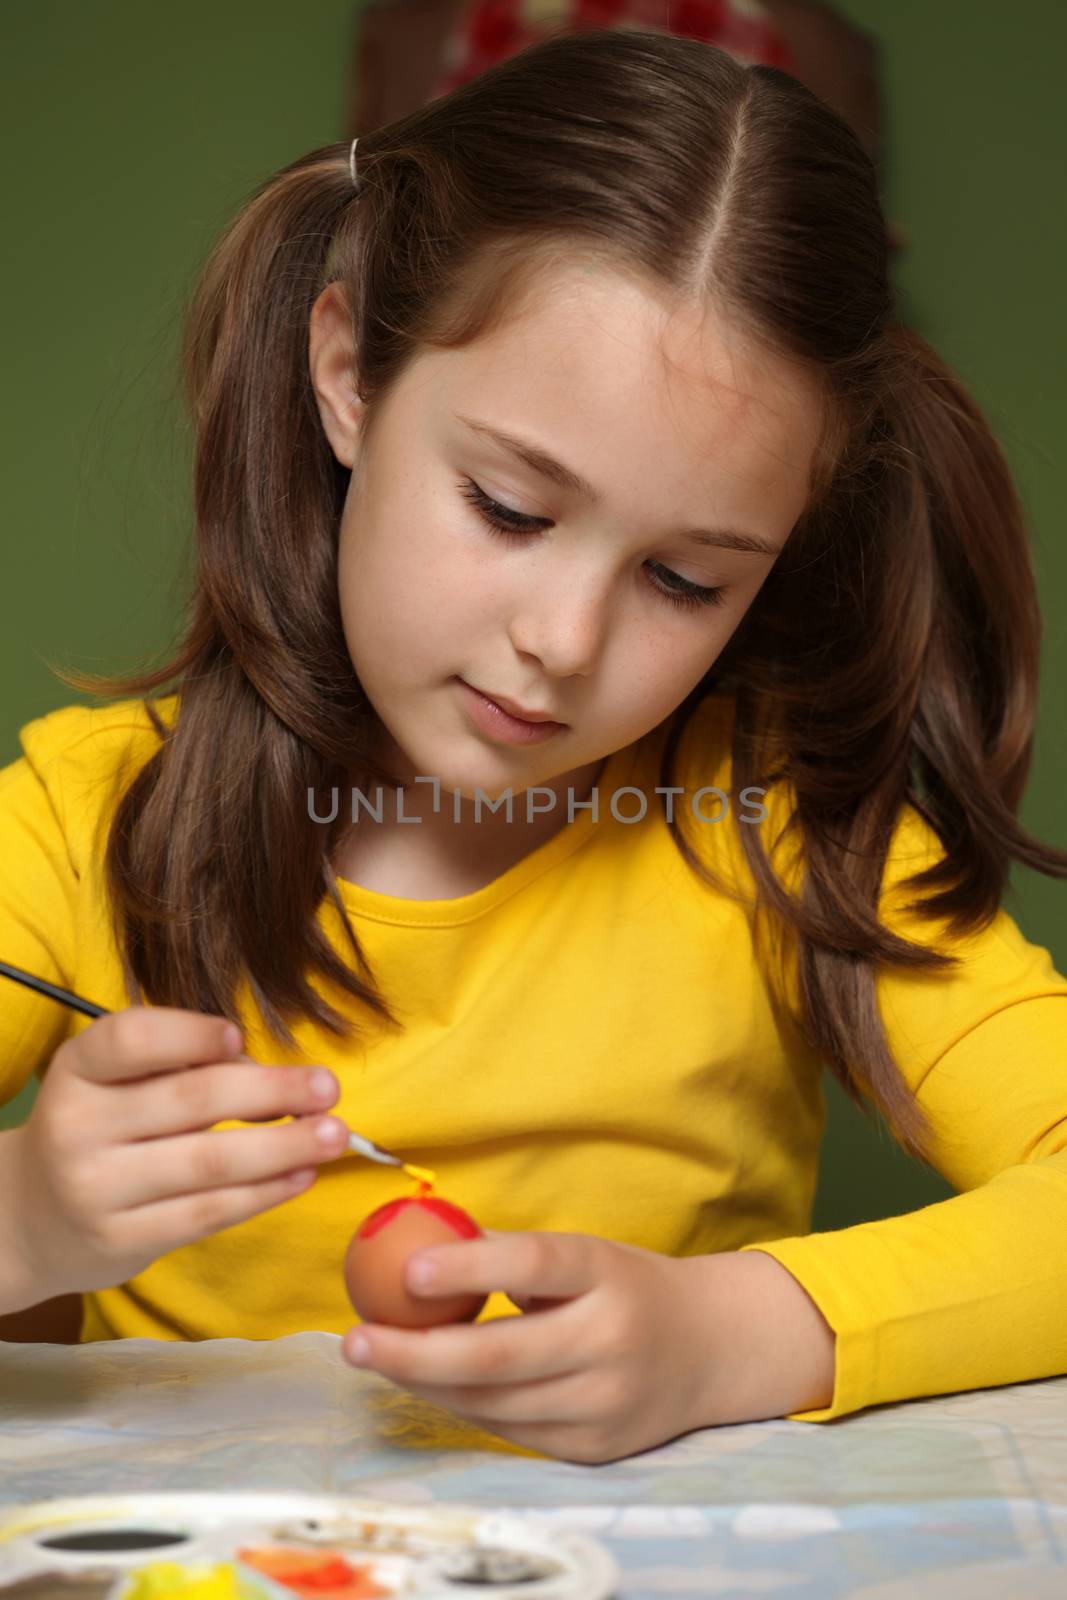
1;693;1065;1423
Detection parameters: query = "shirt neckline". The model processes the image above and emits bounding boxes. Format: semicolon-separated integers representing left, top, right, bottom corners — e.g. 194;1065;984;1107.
333;736;641;927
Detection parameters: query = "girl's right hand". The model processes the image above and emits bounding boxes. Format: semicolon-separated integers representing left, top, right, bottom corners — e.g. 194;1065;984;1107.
8;1007;348;1299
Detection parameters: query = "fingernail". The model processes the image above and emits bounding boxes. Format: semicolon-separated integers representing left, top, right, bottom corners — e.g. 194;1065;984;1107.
408;1255;438;1290
310;1068;338;1102
349;1334;371;1364
224;1024;244;1056
315;1116;345;1146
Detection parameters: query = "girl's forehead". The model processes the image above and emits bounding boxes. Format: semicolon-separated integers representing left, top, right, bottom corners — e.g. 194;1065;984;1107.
406;265;823;491
421;261;809;409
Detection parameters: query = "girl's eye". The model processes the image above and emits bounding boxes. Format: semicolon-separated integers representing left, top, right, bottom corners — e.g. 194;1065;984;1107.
456;478;727;611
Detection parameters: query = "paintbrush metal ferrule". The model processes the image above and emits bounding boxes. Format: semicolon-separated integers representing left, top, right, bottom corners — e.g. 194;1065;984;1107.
346;1130;403;1166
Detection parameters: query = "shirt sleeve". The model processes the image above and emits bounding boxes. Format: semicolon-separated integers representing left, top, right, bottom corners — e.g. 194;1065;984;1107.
737;803;1067;1422
0;738;82;1105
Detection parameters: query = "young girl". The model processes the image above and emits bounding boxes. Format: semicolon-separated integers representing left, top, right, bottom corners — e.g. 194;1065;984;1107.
2;29;1066;1469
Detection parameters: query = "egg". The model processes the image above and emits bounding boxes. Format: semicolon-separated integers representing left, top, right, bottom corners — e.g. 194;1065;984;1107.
343;1194;488;1328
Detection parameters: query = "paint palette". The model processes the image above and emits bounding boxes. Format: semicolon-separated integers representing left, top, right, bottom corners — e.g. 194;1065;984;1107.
0;1493;619;1598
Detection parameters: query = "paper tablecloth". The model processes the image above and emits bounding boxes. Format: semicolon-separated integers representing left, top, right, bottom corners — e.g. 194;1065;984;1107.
2;1332;1067;1596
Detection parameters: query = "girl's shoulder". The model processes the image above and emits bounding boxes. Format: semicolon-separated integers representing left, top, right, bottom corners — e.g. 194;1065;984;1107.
6;693;180;855
13;692;179;785
660;692;953;906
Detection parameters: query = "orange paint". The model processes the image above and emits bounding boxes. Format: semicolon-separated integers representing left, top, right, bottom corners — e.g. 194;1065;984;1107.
237;1545;389;1598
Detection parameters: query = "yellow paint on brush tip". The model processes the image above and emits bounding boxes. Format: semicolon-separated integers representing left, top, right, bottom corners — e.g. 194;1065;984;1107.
402;1162;436;1187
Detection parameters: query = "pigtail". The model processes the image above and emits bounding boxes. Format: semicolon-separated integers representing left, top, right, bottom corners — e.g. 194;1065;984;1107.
876;323;1051;885
664;323;1067;1164
52;143;403;1048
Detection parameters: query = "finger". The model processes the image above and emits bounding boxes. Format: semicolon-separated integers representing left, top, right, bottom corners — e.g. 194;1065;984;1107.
405;1230;597;1307
114;1163;322;1256
106;1057;339;1142
66;1007;242;1087
232;1055;340;1121
101;1114;349;1210
343;1301;583;1388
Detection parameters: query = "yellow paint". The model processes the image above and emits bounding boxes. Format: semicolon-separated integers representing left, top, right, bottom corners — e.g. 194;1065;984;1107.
121;1559;257;1598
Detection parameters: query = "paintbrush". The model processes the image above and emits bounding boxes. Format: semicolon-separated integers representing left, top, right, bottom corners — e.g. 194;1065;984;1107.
0;958;430;1179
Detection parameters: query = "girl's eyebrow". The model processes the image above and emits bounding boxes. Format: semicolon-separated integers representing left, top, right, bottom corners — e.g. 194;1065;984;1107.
452;411;782;556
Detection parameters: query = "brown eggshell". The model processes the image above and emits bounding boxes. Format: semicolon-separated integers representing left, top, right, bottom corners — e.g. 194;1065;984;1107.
343;1195;487;1328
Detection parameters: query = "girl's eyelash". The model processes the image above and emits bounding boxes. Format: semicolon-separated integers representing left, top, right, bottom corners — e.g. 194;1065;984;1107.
456;478;727;611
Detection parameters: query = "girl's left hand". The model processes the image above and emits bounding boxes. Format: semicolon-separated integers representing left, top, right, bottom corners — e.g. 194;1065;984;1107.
340;1228;710;1465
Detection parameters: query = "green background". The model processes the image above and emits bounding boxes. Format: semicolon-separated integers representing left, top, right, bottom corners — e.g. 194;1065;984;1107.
2;1;1064;1234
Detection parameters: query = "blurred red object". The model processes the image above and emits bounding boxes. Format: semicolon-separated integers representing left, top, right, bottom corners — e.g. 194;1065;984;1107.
350;0;905;251
431;0;797;97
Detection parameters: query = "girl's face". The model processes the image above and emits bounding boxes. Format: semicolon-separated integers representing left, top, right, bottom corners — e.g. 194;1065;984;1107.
310;260;823;801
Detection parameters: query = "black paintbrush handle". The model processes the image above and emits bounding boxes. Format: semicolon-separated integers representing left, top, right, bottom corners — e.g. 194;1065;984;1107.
0;960;109;1019
0;960;408;1166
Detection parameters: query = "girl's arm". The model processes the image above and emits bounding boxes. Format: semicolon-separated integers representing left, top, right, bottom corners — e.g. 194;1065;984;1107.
731;982;1067;1422
702;781;1067;1425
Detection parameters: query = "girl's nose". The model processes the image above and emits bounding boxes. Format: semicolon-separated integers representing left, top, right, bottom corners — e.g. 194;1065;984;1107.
507;571;612;679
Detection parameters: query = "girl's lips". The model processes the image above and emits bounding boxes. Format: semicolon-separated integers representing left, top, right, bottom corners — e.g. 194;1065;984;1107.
456;679;566;746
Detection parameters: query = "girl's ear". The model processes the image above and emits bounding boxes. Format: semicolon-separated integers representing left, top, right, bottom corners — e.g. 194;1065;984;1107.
308;280;365;469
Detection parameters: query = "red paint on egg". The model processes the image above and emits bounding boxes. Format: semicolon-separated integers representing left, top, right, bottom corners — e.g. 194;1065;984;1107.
354;1193;482;1242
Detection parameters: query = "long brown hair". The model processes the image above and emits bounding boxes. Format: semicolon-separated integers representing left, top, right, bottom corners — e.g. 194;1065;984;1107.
53;29;1067;1163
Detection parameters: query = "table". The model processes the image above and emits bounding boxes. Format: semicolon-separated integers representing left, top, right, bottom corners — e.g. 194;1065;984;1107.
2;1333;1066;1596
